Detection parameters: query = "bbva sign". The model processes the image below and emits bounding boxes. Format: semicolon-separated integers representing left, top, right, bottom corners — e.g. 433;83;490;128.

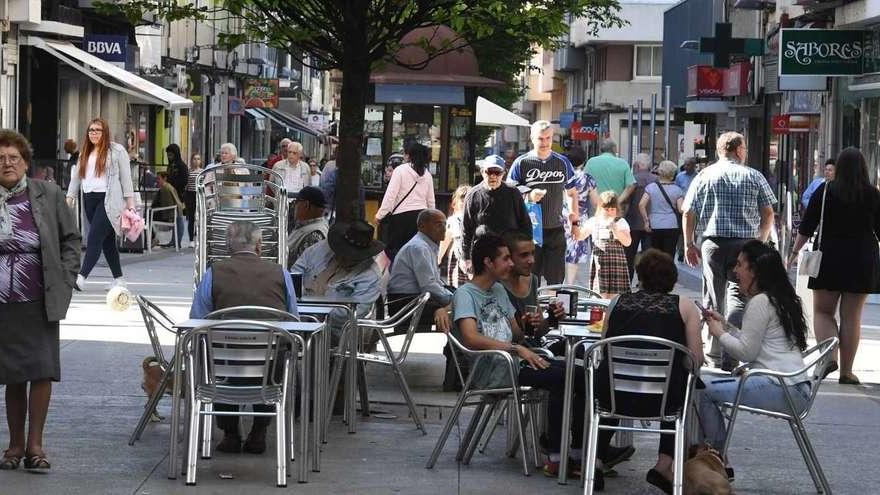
83;34;127;63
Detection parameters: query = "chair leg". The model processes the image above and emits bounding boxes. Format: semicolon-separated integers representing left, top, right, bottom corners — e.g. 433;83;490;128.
509;390;531;476
129;368;171;445
463;400;499;465
788;420;820;488
388;357;425;434
327;354;345;427
478;401;508;454
528;402;541;468
185;400;201;486
426;390;472;469
277;399;287;488
673;418;686;495
457;401;487;461
200;404;213;459
357;361;370;417
583;413;600;494
791;417;832;493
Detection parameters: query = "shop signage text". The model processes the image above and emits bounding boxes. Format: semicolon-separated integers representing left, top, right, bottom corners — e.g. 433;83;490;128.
687;65;724;98
779;29;866;76
243;79;279;109
83;34;127;67
771;114;812;134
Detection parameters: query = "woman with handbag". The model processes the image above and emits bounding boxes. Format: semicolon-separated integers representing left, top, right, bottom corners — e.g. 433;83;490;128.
788;147;880;385
374;141;435;261
66;117;135;291
639;160;684;259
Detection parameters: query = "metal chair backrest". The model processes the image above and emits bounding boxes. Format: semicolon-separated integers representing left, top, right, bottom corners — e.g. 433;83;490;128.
205;305;299;322
136;295;177;368
184;320;297;404
799;337;839;417
371;293;430;362
584;335;698;421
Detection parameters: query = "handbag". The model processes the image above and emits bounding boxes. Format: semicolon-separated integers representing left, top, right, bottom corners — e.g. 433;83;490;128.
800;185;826;278
656;182;681;230
378;179;418;243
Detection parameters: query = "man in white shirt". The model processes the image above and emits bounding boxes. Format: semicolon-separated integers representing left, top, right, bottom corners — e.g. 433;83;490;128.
274;141;310;194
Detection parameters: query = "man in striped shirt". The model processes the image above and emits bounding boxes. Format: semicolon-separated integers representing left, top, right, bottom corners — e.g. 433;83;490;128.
682;131;776;370
508;121;579;284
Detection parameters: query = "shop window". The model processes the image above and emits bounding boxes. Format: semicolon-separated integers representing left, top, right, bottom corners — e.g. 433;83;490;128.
392;105;442;191
448;107;473;190
361;105;385;188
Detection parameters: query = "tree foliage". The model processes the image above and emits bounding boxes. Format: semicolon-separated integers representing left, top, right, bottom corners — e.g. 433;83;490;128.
98;0;624;220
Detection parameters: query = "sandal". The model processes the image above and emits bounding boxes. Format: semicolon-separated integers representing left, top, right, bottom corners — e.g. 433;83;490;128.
839;374;861;385
23;453;50;470
1;450;22;470
821;361;838;379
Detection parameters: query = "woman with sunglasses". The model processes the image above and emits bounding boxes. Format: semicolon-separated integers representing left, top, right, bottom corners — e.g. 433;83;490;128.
66;118;135;290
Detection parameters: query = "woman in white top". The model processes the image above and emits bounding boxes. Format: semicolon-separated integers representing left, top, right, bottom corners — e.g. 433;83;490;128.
438;184;470;287
375;141;435;260
66;118;134;290
700;240;810;454
273;141;310;194
308;158;321;187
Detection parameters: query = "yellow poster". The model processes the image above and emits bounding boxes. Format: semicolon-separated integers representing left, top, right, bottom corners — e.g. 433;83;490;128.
179;115;189;160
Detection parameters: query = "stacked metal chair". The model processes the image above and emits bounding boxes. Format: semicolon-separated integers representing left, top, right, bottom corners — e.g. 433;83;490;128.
194;164;288;285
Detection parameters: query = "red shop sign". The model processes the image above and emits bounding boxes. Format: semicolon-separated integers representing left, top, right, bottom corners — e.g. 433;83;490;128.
571;121;599;141
687;65;724;98
772;114;790;134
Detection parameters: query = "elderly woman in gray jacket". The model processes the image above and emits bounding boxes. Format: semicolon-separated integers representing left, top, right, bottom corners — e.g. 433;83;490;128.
66;117;135;291
0;129;81;471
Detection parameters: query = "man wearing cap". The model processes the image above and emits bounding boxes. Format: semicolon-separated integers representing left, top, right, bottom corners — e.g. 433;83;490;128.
287;186;329;266
509;120;580;284
291;219;383;342
462;154;532;270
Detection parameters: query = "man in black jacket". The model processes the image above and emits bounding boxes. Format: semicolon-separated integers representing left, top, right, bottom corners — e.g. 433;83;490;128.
461;154;532;270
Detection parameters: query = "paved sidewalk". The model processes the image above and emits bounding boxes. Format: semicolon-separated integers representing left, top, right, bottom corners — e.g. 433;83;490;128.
1;249;878;494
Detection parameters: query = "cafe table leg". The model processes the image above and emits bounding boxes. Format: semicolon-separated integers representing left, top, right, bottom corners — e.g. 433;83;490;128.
167;333;184;479
346;306;358;433
299;335;311;483
558;338;575;485
312;330;324;471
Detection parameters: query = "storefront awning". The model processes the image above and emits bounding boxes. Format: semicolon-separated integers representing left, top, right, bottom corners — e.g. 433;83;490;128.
253;108;323;138
27;36;193;110
476;97;531;127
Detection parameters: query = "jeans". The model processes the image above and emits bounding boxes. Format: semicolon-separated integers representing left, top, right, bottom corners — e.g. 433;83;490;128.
81;192;123;278
535;226;566;284
701;237;749;366
650;228;680;260
699;374;811;450
184;190;196;241
518;360;585;453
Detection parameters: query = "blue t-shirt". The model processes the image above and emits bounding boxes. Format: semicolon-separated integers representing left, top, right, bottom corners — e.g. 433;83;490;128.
453;282;518;388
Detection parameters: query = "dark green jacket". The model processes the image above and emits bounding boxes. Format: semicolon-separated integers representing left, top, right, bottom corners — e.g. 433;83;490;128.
27;179;82;321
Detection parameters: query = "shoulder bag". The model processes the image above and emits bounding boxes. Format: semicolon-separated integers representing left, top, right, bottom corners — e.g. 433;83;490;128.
656;183;682;230
800;185;826;278
378;176;418;243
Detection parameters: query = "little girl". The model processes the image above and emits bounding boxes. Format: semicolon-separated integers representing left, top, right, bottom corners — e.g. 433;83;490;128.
438;184;471;287
582;191;632;299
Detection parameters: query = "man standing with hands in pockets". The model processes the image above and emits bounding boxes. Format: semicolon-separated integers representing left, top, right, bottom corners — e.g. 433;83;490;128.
681;131;776;370
509;121;579;284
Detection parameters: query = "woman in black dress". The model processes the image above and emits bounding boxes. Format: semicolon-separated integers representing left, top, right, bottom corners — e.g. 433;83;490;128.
789;147;880;385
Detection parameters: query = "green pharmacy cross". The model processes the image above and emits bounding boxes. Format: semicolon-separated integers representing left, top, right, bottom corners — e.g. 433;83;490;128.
700;22;765;68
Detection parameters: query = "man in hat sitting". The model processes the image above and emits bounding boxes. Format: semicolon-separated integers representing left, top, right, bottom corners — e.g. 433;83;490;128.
287;186;329;267
189;220;299;455
462;154;532;273
291;219;383;342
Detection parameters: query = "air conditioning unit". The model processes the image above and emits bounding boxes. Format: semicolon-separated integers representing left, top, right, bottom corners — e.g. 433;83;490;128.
554;46;585;72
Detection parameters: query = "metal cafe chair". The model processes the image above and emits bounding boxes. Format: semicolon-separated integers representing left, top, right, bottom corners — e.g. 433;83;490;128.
181;319;305;488
327;292;431;433
425;332;546;476
147;204;180;253
579;335;700;495
202;306;319;465
718;337;838;494
129;295;179;445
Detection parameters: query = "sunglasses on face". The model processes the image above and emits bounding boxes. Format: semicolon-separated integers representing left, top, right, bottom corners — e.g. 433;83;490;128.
485;169;504;176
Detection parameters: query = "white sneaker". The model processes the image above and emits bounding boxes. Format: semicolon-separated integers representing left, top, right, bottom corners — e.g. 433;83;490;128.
189;241;196;248
110;277;127;289
74;274;86;291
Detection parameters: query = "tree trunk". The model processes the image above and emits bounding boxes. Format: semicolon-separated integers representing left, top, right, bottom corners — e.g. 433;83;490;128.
334;57;371;223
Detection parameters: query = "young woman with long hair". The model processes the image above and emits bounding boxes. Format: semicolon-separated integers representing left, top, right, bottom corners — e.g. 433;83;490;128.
438;184;471;287
788;147;880;384
65;118;135;290
701;241;810;462
184;153;203;247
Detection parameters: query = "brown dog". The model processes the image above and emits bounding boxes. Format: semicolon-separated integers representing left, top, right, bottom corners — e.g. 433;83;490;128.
684;444;733;495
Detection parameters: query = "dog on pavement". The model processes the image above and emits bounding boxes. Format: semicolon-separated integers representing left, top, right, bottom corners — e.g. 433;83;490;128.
684;443;733;495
